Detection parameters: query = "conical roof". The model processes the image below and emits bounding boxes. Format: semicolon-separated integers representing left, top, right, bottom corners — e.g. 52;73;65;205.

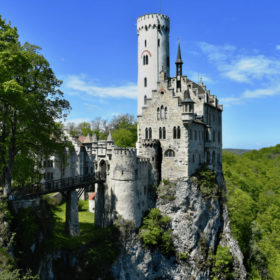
176;42;183;64
107;130;113;142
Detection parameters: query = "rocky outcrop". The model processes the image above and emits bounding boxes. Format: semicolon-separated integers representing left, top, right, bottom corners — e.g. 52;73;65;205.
112;172;246;280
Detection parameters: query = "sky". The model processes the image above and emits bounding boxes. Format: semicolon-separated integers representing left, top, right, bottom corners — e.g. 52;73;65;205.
1;0;280;149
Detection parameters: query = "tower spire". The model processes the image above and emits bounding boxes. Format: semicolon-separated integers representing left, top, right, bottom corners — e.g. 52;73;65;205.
175;41;183;77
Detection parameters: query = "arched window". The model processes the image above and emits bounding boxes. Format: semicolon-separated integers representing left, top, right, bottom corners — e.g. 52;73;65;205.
157;108;160;120
177;126;181;139
144;77;147;87
163;127;166;139
164;149;175;157
159;127;162;139
145;128;148;139
173;127;176;139
164;107;167;119
160;105;164;119
149;127;152;139
146;55;149;65
144;95;147;105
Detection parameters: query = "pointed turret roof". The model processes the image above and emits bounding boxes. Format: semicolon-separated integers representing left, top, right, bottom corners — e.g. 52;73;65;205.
176;42;183;64
107;130;113;142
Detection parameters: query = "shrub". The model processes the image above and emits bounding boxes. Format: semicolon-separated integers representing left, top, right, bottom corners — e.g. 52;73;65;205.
192;166;219;199
211;245;235;280
140;208;173;255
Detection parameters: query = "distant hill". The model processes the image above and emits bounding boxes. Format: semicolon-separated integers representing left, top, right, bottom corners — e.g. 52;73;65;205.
223;148;252;155
223;144;280;278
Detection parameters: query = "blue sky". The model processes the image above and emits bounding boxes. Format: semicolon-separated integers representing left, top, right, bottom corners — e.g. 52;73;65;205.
1;0;280;149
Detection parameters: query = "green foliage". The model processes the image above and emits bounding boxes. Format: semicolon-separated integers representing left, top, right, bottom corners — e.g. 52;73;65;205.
157;180;176;203
0;15;70;194
211;245;234;280
140;208;173;255
223;145;280;279
192;166;219;199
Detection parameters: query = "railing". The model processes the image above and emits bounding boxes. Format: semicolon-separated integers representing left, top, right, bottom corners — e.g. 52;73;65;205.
10;173;105;199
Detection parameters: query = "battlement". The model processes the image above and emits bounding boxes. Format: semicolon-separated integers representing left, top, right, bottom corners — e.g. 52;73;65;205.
142;139;160;147
137;13;170;33
137;13;169;22
113;148;137;156
137;157;150;164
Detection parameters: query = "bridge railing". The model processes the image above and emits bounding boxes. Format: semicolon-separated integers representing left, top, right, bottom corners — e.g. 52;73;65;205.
10;173;105;198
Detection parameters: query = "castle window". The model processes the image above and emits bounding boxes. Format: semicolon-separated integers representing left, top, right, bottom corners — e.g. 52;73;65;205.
213;131;216;142
160;105;164;119
177;126;181;139
164;107;167;119
144;77;147;87
193;154;195;163
212;151;216;166
218;131;221;144
217;153;220;164
145;128;148;139
144;95;147;105
173;127;176;139
149;127;152;139
144;40;147;47
146;55;149;65
143;56;145;65
159;127;162;139
157;108;160;120
199;154;201;164
195;130;197;141
190;129;192;140
167;56;170;68
158;39;160;47
165;149;175;157
163;127;166;139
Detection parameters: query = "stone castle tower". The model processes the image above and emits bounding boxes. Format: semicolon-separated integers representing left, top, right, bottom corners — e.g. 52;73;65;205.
137;14;170;115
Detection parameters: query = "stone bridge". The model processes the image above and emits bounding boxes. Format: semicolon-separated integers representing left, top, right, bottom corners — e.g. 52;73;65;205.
9;173;106;236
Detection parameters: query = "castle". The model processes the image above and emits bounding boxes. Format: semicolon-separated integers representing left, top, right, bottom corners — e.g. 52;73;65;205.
44;13;223;228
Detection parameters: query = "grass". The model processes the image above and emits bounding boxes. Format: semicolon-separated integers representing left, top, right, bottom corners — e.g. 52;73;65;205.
48;200;95;249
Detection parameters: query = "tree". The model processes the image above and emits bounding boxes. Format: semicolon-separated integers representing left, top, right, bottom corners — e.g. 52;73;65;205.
0;16;70;196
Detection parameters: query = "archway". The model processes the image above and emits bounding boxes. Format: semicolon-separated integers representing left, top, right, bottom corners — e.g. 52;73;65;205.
99;160;107;180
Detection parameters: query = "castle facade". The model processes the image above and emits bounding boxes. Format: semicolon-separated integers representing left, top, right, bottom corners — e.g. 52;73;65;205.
44;13;223;228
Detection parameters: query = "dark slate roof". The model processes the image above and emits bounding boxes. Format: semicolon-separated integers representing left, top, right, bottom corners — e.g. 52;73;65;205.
176;43;183;64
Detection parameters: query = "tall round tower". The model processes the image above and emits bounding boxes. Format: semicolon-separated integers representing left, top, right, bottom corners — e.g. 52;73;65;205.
137;14;170;115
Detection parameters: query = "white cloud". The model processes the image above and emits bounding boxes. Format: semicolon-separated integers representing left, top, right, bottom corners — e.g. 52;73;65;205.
64;118;91;125
276;45;280;51
242;83;280;99
64;75;137;99
187;71;214;84
198;42;280;84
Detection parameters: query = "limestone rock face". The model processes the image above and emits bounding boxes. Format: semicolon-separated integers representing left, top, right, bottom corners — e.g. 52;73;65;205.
112;172;246;280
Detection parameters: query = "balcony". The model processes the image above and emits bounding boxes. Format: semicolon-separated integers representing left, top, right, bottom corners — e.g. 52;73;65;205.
181;113;194;123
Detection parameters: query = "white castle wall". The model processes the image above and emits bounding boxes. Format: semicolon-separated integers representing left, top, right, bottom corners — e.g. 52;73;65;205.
137;14;170;115
107;148;152;227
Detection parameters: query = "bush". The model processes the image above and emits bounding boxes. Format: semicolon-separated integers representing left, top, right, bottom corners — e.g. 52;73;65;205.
140;208;174;255
192;166;219;199
211;245;235;280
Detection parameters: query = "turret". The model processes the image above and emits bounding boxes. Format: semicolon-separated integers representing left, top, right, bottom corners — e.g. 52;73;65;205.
175;42;183;92
137;14;170;115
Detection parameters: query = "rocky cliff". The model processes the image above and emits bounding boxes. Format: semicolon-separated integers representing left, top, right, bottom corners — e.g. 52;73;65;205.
112;171;246;280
